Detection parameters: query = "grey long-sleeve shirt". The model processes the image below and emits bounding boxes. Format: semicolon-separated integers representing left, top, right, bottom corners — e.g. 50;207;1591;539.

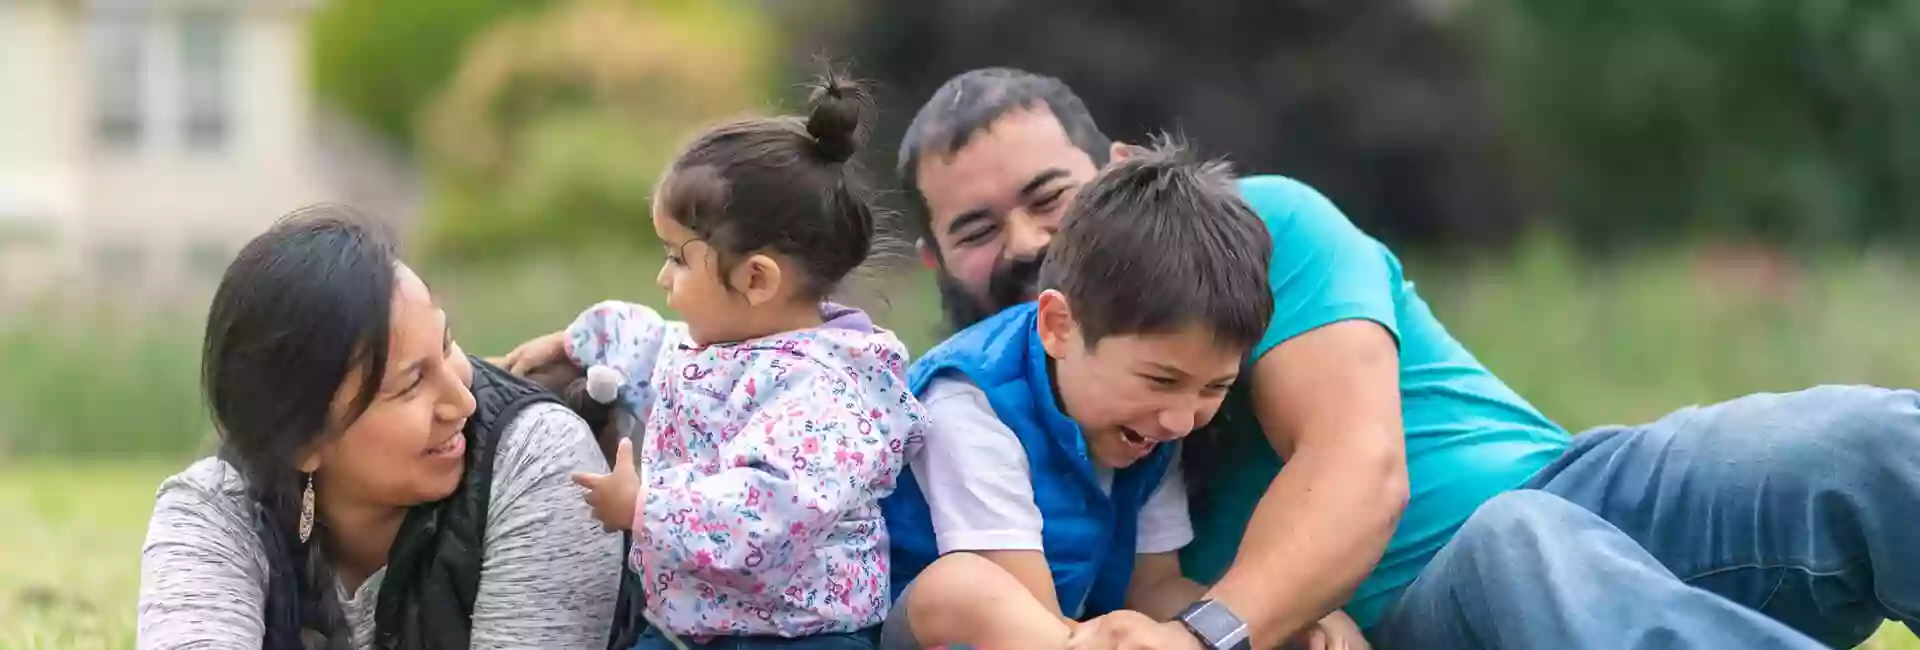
137;403;623;649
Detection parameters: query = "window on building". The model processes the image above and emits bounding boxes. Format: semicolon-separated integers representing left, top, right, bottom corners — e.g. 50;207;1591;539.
178;8;234;152
87;12;146;150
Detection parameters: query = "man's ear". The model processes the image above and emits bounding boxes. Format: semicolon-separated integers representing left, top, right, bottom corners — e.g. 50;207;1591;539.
1034;289;1079;359
1109;141;1135;165
917;238;939;271
734;253;784;307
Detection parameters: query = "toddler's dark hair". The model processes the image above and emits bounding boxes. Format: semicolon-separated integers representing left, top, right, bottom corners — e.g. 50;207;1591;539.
655;68;879;299
507;359;623;464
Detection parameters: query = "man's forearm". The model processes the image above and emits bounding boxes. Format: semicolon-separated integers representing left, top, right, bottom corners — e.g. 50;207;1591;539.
1133;576;1209;622
1204;438;1407;648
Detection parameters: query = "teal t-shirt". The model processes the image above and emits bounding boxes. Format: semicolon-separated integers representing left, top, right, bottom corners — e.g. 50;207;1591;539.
1177;176;1573;628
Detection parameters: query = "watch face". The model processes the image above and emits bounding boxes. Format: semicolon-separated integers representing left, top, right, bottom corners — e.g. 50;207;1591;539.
1181;601;1251;650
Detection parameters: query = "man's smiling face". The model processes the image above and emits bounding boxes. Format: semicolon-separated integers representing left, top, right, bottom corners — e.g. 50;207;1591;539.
914;105;1102;326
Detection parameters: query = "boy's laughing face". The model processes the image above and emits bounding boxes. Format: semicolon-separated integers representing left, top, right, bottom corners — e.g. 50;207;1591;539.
1034;290;1247;469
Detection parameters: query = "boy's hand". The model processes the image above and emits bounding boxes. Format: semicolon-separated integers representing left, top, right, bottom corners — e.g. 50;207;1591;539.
1291;611;1370;650
570;438;640;532
502;330;569;376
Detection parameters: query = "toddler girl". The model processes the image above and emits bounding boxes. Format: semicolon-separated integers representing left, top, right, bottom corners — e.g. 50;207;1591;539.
507;73;926;650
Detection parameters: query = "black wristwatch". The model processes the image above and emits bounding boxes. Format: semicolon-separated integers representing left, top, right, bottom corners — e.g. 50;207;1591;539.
1175;599;1252;650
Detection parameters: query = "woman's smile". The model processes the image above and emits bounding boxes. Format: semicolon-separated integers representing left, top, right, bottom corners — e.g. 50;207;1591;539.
424;431;465;459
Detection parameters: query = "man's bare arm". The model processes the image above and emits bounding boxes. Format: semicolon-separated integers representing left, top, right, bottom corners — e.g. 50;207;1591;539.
1202;319;1409;648
1127;552;1208;622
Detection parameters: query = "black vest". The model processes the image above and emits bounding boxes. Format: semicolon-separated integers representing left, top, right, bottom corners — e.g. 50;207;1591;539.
371;356;559;650
372;357;650;650
264;357;647;650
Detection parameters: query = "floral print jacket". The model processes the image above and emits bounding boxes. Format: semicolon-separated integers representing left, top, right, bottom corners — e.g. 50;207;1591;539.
565;300;927;638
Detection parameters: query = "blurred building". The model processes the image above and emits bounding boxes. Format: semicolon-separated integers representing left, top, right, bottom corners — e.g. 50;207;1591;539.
0;0;409;312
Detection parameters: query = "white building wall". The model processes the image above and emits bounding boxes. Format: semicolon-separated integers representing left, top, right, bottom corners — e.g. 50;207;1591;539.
0;1;87;311
1;0;345;311
0;2;84;226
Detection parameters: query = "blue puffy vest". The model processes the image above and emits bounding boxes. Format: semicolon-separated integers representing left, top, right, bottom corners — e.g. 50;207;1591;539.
882;303;1177;619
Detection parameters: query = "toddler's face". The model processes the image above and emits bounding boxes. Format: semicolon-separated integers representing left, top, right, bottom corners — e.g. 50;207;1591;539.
652;202;749;346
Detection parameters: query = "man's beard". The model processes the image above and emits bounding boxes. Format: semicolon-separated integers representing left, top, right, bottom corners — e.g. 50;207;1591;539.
934;251;1046;333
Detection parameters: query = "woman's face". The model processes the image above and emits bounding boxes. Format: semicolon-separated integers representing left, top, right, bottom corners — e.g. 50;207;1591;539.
306;263;478;509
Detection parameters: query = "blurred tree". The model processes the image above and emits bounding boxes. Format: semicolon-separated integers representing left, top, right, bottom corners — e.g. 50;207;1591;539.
415;0;779;262
821;0;1527;248
310;0;558;148
1471;0;1920;250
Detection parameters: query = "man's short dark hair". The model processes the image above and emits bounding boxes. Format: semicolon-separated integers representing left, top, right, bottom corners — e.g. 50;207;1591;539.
1038;136;1273;349
897;68;1112;241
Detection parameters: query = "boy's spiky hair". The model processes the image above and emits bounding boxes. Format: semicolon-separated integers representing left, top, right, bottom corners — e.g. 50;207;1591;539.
1038;134;1274;348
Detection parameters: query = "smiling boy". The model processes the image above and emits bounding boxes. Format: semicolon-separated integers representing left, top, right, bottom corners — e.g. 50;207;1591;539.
875;138;1364;650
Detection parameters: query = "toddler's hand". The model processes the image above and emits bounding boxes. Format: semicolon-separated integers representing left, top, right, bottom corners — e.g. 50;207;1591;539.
502;330;569;376
570;438;639;532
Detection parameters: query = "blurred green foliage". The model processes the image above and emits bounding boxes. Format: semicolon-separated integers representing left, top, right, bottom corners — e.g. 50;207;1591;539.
1471;0;1920;250
309;0;558;147
413;0;780;262
6;239;1918;459
847;0;1920;251
0;306;208;459
316;0;1920;254
841;0;1523;247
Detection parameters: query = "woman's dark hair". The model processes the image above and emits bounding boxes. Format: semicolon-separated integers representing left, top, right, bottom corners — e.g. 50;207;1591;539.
203;204;400;650
655;67;881;299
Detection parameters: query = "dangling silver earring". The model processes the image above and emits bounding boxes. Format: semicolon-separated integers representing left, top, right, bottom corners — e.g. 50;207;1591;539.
298;473;315;544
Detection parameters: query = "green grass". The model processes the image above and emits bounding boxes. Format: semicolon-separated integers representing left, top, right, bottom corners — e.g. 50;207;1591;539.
0;462;175;649
1;239;1916;646
1417;237;1920;430
1;462;1912;648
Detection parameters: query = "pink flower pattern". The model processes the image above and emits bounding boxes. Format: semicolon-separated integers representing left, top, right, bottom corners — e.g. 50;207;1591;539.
565;301;927;638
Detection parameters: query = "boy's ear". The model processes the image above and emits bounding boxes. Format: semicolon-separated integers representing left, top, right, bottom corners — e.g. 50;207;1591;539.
734;253;784;306
1035;289;1080;359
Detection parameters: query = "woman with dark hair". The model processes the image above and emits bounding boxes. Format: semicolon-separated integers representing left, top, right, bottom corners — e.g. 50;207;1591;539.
136;206;622;649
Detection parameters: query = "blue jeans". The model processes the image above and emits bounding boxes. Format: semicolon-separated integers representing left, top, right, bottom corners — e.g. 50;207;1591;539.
1373;385;1920;649
632;627;877;650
